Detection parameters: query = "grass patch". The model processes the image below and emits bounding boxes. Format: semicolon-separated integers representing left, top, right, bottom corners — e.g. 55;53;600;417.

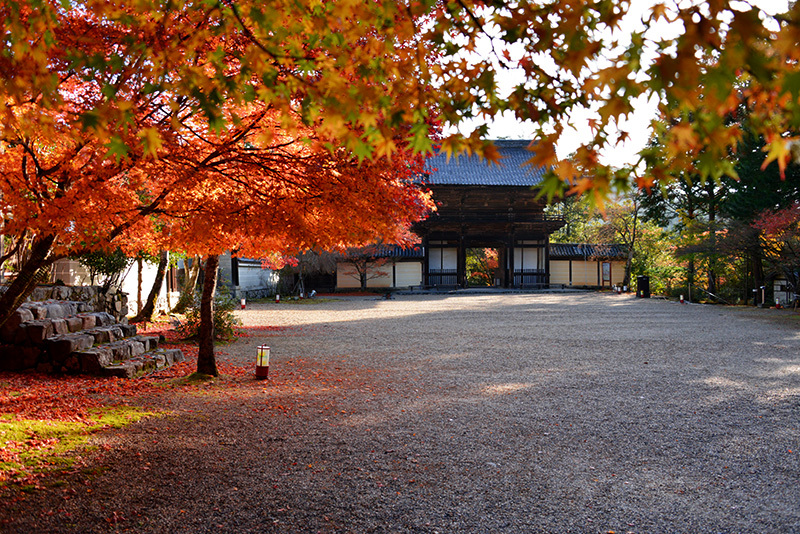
170;372;217;386
0;406;159;489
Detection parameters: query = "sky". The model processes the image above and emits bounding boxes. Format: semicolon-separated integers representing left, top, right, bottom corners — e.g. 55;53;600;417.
453;0;790;168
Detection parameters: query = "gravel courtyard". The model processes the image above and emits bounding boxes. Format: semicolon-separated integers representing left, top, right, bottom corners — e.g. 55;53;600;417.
3;292;799;533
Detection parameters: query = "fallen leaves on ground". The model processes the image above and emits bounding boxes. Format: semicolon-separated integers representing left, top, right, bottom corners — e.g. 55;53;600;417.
0;322;256;491
0;317;364;494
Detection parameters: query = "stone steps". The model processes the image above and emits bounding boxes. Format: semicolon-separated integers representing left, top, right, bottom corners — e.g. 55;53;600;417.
0;299;185;377
99;348;185;378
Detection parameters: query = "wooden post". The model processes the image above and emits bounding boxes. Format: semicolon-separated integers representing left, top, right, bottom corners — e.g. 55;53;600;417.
421;235;429;289
458;235;466;288
507;234;515;288
544;235;551;288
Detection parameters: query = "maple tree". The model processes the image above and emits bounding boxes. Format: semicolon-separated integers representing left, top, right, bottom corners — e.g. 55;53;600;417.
0;0;437;337
400;0;800;290
753;203;800;296
151;109;437;372
593;193;641;287
466;248;499;287
338;246;392;291
547;196;594;244
418;1;800;199
197;255;221;376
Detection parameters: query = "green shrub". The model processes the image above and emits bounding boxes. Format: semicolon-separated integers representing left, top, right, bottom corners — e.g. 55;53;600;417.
77;248;131;290
177;285;240;342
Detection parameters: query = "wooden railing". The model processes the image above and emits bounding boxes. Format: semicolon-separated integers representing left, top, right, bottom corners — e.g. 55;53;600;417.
428;269;458;286
513;270;547;287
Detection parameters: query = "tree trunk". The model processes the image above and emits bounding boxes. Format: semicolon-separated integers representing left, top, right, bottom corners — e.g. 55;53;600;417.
752;248;765;305
136;258;143;312
0;234;57;329
171;255;201;314
130;251;168;324
707;270;717;295
707;207;718;295
0;227;4;284
196;254;219;376
623;249;633;288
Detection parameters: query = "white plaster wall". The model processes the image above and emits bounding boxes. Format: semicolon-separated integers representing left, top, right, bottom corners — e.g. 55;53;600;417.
119;259;174;317
571;261;598;286
429;248;457;270
51;259;91;285
514;248;541;270
394;262;422;287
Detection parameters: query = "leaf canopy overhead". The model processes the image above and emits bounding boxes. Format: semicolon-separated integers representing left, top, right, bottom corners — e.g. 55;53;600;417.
5;1;800;189
2;0;800;258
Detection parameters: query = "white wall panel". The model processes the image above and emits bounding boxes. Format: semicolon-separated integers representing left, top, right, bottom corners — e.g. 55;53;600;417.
429;248;457;270
394;262;422;287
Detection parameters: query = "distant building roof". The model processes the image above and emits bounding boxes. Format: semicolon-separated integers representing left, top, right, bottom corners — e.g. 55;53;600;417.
423;139;548;186
339;244;424;260
549;243;627;260
373;244;424;259
346;243;625;261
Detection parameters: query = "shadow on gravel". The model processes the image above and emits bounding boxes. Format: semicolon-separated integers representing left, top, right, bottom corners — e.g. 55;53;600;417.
2;293;799;533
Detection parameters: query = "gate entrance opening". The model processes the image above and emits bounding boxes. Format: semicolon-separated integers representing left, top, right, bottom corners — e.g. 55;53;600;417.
466;248;499;287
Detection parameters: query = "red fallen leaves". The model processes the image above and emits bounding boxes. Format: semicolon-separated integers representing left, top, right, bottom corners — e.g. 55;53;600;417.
137;321;188;344
0;373;157;423
235;325;302;338
0;323;257;423
0;373;162;488
0;355;257;489
0;437;59;473
0;443;24;464
0;318;354;491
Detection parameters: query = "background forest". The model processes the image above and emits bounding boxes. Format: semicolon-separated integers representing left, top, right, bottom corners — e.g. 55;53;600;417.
550;118;800;305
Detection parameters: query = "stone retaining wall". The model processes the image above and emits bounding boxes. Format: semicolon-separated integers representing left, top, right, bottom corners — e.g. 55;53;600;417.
0;285;183;376
1;285;129;322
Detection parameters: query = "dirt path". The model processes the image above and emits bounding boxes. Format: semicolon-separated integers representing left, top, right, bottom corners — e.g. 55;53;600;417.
2;293;799;533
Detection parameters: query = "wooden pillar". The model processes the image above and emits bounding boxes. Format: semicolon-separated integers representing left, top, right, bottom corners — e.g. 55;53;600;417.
421;235;429;288
569;259;573;287
507;234;515;288
458;235;467;288
544;235;551;288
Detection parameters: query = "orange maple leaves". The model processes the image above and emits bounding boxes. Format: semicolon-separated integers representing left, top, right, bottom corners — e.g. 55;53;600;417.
0;0;438;329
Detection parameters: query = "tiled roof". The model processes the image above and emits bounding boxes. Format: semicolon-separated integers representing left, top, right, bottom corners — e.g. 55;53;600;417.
349;244;424;259
549;243;627;260
355;243;626;260
423;139;548;186
377;244;424;258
